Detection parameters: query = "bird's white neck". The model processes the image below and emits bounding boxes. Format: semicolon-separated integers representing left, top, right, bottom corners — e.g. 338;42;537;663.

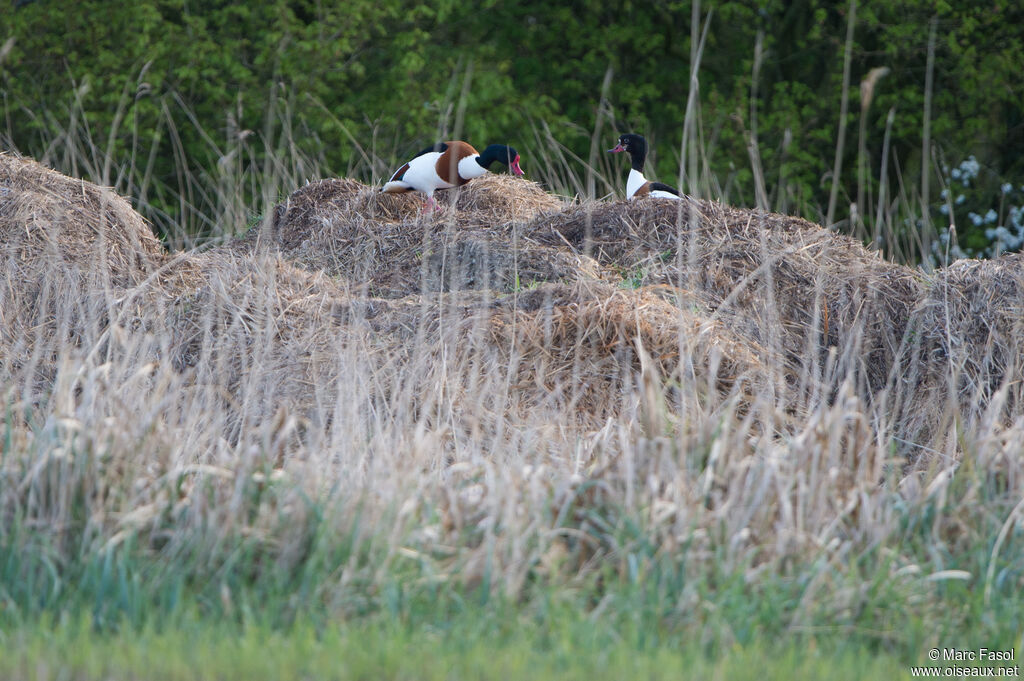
459;155;489;180
626;169;648;199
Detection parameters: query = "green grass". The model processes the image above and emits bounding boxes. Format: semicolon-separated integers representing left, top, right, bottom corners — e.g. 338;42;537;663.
2;487;1022;680
3;612;914;681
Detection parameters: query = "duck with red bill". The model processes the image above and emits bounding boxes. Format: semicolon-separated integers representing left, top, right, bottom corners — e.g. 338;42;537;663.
608;133;681;200
383;141;524;211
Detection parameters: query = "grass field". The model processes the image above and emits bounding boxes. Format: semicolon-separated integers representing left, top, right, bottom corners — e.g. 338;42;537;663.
2;90;1023;679
4;611;914;681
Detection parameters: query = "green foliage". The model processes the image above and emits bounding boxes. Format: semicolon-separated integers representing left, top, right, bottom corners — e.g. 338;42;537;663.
1;1;1022;258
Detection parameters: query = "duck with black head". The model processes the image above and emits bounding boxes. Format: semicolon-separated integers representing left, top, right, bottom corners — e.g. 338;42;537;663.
383;141;524;211
608;134;681;200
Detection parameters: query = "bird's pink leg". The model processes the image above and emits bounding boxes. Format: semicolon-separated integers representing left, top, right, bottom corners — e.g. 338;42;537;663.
422;195;440;213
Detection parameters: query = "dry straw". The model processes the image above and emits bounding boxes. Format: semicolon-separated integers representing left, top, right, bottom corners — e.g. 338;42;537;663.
244;174;581;297
0;152;166;389
0;152;164;283
527;199;923;402
2;154;1023;594
892;254;1024;449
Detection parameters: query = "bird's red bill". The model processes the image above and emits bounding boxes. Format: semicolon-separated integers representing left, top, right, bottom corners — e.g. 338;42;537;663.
511;155;524;176
608;143;626;153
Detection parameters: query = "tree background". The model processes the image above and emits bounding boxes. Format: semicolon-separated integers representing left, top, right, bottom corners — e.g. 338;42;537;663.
2;0;1022;260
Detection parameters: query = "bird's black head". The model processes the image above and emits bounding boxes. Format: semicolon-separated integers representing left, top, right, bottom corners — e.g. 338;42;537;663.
478;144;524;175
608;133;648;170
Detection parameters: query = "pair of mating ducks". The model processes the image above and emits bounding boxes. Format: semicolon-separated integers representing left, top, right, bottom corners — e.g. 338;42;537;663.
382;133;679;210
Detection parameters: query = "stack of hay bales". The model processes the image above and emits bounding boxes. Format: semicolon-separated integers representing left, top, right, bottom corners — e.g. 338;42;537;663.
528;199;923;402
4;151;1022;456
0;152;166;386
243;175;786;431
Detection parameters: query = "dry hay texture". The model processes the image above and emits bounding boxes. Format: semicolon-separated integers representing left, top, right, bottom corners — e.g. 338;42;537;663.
0;152;166;385
243;174;596;298
527;199;924;401
0;153;164;281
485;281;775;428
2;154;1023;456
892;254;1024;443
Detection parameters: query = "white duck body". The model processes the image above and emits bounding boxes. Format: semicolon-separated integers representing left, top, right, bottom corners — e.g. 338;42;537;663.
382;150;449;197
611;133;682;201
626;169;681;200
383;141;524;210
384;151;488;196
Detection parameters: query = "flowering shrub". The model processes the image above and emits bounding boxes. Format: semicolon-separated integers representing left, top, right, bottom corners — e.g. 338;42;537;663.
933;156;1024;262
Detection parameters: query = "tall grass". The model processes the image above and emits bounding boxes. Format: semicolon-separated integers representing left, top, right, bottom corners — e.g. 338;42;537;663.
2;33;1023;679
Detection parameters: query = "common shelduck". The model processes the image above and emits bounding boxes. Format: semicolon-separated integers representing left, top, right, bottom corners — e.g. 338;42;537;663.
382;141;524;211
608;133;681;200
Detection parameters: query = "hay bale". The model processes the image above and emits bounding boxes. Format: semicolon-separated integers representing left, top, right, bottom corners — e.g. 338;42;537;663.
264;174;564;253
482;281;779;428
259;178;367;249
893;253;1024;446
262;207;607;298
448;174;565;224
0;152;164;284
343;174;563;228
165;250;405;440
527;199;922;398
0;153;167;387
228;174;574;297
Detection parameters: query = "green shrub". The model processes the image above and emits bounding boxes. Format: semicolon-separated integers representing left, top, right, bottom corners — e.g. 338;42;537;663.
2;1;1022;259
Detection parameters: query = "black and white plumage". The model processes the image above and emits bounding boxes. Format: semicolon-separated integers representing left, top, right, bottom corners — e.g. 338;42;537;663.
382;141;524;211
608;133;681;200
